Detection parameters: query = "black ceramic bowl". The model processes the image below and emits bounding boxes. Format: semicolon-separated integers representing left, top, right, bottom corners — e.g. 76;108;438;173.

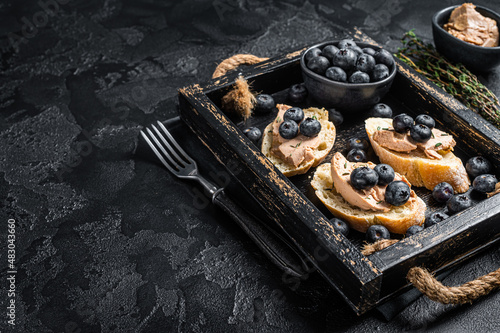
432;5;500;72
300;41;396;112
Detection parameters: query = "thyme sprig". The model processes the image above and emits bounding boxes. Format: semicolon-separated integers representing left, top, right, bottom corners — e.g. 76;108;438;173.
395;30;500;128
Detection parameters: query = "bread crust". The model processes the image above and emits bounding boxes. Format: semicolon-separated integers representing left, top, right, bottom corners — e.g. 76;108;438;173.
311;163;426;234
365;117;470;193
262;105;336;177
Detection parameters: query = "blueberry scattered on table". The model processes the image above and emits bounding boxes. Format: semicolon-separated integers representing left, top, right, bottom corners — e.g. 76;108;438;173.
330;217;350;236
300;117;322;137
366;225;390;243
254;94;276;114
243;127;262;143
347;137;369;151
432;182;454;203
350;166;379;190
370;103;393;118
283;107;304;123
346;148;367;163
392;113;414;133
466;156;492;179
425;212;449;228
447;194;472;214
385;181;411;206
287;83;308;103
325;66;347;82
279;120;299;139
328;108;343;125
410;124;432;143
405;225;424;237
473;174;497;193
374;164;395;186
415;114;436;129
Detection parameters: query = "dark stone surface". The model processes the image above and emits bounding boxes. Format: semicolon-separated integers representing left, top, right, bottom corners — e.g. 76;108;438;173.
0;0;499;332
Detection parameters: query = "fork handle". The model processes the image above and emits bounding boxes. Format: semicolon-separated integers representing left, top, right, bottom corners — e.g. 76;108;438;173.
212;190;309;278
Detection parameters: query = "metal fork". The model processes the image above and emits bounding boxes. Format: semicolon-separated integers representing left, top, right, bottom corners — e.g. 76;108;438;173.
141;121;308;278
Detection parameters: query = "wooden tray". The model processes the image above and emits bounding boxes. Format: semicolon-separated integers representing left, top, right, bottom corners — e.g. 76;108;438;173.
178;43;500;314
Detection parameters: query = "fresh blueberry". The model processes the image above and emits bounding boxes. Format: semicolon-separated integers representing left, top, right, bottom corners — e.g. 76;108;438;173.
447;194;472;214
349;45;364;56
392;113;414;133
254;94;276;114
366;225;390;243
325;66;347;82
405;225;424;237
332;48;357;71
243;127;262;143
362;47;376;56
283;107;304;123
347;137;369;151
466;156;493;178
348;71;370;83
410;124;432;143
346;148;367;163
305;47;322;62
432;182;454;203
473;174;497;193
322;44;340;62
370;103;393;118
350;166;379;190
385;181;411;206
330;217;350;236
371;63;390;81
287;83;308;103
279;120;299;139
415;114;436;129
338;39;357;49
355;54;376;73
425;212;449;228
328;108;343;126
374;164;395;186
374;48;395;68
307;56;330;75
300;117;322;137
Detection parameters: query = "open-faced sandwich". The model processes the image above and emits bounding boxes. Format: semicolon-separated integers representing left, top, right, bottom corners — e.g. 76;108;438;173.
312;152;426;234
262;104;336;177
365;114;470;193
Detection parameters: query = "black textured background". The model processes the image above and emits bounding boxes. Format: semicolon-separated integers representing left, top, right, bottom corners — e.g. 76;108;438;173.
1;0;500;332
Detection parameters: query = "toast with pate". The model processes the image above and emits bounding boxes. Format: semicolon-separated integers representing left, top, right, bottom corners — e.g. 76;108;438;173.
262;104;336;177
311;152;426;234
365;117;470;193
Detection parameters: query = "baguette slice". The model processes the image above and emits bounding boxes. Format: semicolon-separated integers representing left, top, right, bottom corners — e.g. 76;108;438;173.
311;163;426;234
365;117;470;193
262;104;336;177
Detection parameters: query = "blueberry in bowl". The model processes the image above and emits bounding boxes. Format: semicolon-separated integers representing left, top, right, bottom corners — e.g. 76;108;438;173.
301;40;397;112
432;4;500;72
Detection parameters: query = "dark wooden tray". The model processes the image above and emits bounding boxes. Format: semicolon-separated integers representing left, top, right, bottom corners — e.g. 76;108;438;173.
178;43;500;314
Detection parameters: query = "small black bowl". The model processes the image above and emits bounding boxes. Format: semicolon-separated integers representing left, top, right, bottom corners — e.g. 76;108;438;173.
432;5;500;72
300;41;396;113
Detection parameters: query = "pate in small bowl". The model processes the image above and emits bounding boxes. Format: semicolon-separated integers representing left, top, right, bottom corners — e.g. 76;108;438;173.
432;4;500;72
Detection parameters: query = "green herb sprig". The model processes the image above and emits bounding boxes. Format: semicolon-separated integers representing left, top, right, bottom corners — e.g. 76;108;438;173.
395;30;500;128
